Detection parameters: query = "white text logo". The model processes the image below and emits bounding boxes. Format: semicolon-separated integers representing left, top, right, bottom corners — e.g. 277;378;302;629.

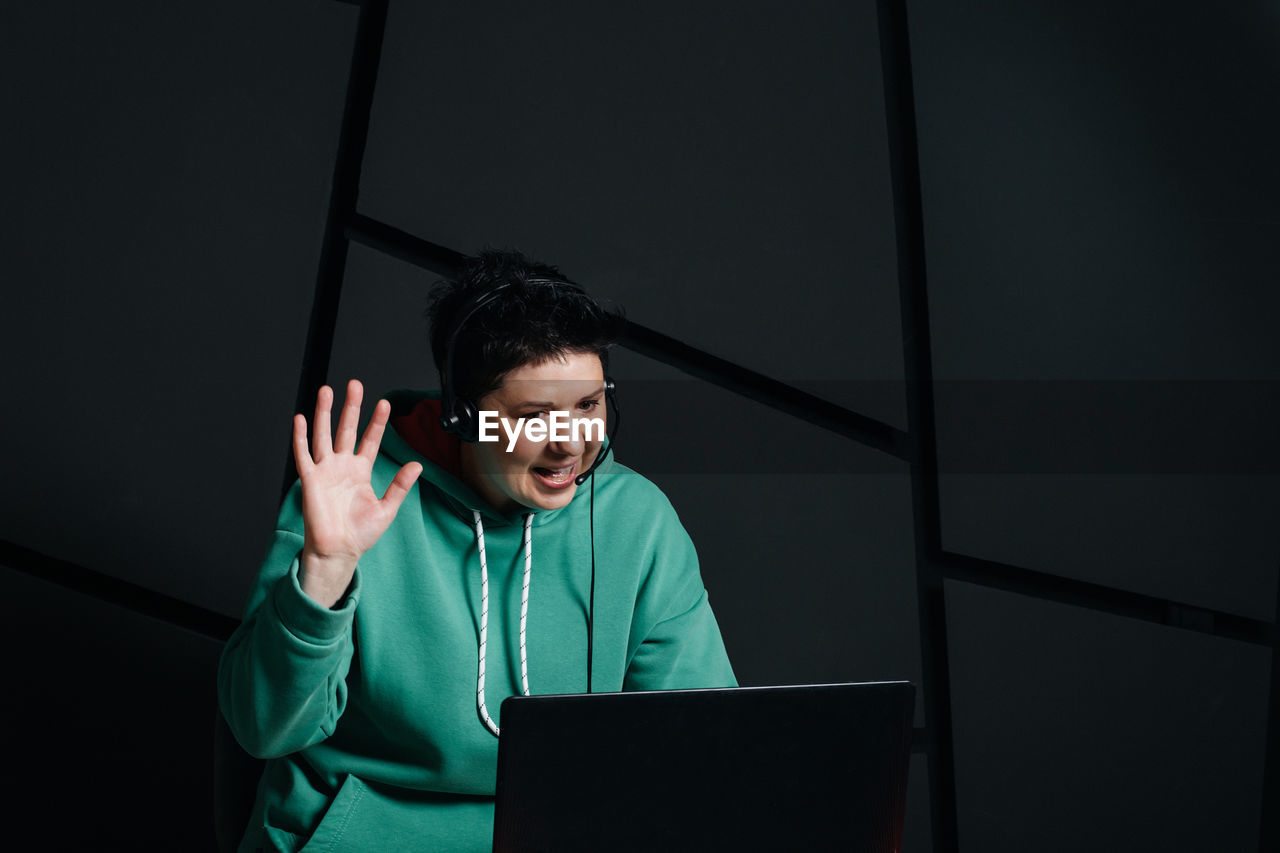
477;411;605;451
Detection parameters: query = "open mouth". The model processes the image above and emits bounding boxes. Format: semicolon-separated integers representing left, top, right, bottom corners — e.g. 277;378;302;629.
532;463;577;489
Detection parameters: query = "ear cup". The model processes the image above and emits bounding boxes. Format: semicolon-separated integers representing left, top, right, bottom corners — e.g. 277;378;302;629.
440;395;480;442
574;376;620;485
438;281;517;442
604;377;618;429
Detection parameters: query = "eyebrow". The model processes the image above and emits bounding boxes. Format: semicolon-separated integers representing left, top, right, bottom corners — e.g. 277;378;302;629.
511;386;606;409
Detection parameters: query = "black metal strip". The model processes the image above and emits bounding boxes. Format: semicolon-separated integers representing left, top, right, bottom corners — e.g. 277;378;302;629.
1258;566;1280;851
0;539;238;642
877;1;959;851
284;0;390;499
942;550;1273;646
346;212;467;278
618;323;908;458
344;214;910;458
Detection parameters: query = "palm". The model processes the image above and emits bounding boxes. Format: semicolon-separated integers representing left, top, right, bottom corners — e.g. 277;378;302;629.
300;451;395;559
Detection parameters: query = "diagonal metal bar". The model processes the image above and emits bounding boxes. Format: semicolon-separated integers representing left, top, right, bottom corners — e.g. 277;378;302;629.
877;0;959;850
0;539;238;642
346;212;467;277
284;0;390;500
618;323;908;457
941;551;1274;647
345;214;910;458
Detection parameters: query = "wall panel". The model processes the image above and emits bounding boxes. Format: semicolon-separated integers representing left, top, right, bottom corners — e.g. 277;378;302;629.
0;0;358;617
359;0;906;426
946;579;1269;852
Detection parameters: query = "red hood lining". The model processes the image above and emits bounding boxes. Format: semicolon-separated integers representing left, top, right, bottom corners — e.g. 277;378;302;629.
389;397;462;480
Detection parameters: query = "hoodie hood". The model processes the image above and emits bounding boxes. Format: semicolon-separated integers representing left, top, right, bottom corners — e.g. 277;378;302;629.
379;389;615;528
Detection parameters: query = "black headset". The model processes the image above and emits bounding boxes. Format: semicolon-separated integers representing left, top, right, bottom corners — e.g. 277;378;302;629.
437;277;620;486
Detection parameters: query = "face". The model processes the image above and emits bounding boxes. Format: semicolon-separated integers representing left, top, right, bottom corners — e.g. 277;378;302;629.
458;351;607;514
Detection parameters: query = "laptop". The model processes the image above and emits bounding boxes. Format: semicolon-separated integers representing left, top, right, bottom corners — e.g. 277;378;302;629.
493;681;915;852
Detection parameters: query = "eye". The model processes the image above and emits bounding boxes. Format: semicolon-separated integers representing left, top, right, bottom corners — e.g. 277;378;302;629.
578;399;600;413
522;409;551;420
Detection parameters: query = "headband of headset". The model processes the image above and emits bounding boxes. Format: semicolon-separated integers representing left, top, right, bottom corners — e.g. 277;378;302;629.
438;277;615;445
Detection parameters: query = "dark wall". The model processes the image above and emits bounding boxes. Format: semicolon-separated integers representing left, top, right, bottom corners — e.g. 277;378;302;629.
0;0;357;617
914;0;1280;617
1;1;1275;850
0;0;357;846
2;563;225;851
909;2;1278;848
359;1;907;425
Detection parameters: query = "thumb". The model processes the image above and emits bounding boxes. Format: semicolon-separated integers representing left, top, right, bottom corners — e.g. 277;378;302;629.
379;462;423;511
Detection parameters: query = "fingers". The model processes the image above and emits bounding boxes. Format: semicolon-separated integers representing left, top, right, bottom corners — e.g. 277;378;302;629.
380;462;423;511
312;385;334;460
311;380;366;458
334;379;364;454
357;398;391;462
292;413;315;477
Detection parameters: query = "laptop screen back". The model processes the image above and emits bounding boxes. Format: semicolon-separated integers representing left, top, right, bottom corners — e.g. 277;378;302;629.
493;681;915;852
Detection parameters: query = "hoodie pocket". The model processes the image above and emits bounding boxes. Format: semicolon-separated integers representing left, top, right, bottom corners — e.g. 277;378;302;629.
298;773;368;853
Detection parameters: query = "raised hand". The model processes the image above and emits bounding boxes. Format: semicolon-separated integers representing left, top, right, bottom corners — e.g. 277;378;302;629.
293;379;422;608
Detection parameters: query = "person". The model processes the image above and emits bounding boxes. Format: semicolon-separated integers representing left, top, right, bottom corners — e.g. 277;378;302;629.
217;249;736;852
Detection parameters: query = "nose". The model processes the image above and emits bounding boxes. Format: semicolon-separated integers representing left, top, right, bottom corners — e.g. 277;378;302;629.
548;429;584;458
547;410;597;458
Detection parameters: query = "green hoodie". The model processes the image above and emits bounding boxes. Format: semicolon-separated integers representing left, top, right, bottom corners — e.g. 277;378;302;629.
218;392;736;852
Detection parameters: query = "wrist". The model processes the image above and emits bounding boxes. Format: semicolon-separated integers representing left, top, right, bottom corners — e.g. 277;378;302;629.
299;549;358;609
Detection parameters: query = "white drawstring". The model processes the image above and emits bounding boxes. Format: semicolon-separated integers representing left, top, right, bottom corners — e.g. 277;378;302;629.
474;510;534;737
519;512;533;697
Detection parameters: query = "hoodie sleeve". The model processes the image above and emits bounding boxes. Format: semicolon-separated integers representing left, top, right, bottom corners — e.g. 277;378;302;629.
217;482;360;759
623;498;737;691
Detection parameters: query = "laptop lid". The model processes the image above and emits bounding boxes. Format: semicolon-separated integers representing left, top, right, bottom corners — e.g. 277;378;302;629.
493;681;915;852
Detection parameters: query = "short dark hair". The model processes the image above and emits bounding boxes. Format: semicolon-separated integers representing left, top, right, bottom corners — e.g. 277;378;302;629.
427;249;624;401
